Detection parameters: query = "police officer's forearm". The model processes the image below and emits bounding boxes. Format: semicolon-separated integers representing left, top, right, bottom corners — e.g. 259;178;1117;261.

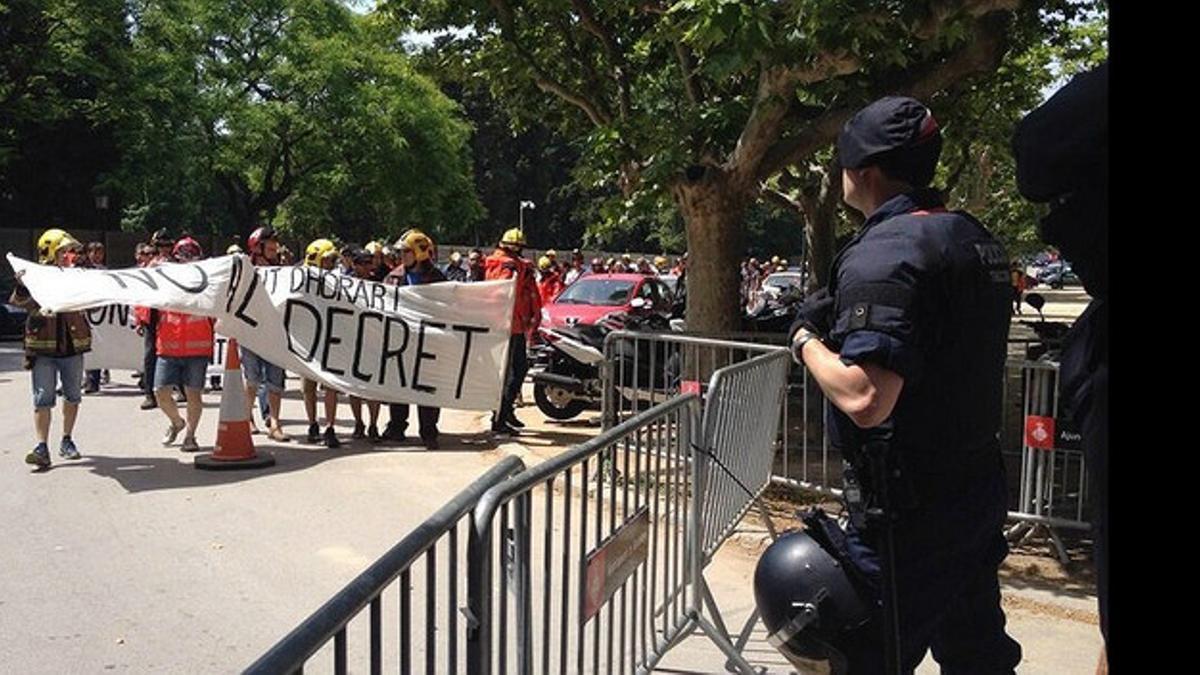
796;337;903;428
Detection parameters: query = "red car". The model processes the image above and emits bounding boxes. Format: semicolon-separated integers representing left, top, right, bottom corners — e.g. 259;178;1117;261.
541;273;674;330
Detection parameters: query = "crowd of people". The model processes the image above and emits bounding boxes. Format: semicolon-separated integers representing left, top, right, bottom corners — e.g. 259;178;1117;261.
12;220;806;469
11;225;619;467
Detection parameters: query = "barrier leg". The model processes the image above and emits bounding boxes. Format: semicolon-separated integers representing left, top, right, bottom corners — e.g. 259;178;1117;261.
692;614;758;675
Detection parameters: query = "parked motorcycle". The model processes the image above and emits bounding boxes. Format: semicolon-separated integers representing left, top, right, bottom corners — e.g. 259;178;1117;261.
531;299;679;420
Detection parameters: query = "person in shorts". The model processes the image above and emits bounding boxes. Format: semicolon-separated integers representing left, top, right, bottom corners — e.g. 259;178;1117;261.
150;238;214;452
241;226;291;442
11;228;92;469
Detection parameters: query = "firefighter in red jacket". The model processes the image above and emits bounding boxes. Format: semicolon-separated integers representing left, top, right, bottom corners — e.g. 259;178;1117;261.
143;237;215;453
536;255;565;305
485;228;542;435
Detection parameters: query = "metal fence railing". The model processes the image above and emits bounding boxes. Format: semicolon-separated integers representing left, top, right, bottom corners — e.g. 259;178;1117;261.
246;456;526;675
1002;358;1091;565
601;330;843;499
466;394;700;674
251;340;1094;673
697;350;791;562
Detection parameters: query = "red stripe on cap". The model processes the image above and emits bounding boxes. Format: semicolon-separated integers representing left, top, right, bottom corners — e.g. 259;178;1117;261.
917;110;939;141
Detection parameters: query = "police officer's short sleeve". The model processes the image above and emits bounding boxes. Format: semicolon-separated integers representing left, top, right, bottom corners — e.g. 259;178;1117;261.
833;228;938;383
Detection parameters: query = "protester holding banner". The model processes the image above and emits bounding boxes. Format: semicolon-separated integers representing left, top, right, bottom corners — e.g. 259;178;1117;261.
80;241;109;394
344;247;385;442
485;228;541;436
135;233;176;410
241;226;291;442
380;230;447;449
299;239;343;448
144;237;214;452
11;229;92;469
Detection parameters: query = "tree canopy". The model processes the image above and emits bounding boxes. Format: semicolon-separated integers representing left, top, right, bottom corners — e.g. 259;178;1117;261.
2;0;483;246
387;0;1106;330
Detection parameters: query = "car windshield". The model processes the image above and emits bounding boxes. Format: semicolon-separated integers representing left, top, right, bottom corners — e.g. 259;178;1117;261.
555;279;636;306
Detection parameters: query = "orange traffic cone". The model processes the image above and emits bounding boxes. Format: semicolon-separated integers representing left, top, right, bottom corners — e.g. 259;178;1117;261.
195;338;275;470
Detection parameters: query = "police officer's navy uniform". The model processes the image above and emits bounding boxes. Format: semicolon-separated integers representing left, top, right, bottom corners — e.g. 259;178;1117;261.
822;185;1022;672
787;96;1023;673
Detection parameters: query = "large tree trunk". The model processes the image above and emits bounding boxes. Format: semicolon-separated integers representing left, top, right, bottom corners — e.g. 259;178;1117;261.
673;168;747;335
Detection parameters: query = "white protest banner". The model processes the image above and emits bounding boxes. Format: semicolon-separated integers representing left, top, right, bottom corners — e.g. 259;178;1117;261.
8;254;515;411
79;303;228;376
82;304;143;371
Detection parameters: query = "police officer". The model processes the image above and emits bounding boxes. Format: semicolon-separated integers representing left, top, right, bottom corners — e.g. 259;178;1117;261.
785;96;1022;672
1013;62;1108;672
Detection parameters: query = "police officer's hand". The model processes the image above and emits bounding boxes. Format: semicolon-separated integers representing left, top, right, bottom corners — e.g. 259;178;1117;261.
796;288;835;337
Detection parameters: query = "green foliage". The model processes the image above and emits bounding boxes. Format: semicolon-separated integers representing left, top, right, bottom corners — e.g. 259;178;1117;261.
2;0;481;244
383;0;1107;263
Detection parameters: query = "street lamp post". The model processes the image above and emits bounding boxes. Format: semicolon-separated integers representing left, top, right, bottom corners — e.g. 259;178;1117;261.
519;200;535;237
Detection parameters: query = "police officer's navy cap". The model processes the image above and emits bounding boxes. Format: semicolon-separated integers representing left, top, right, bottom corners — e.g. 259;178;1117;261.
838;96;940;169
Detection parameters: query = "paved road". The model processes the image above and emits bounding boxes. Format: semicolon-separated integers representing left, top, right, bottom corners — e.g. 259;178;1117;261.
0;318;1100;673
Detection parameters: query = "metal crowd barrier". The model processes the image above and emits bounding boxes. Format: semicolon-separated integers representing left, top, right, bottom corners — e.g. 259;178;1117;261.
601;330;844;499
253;341;1093;673
466;394;700;674
246;456;526;675
1002;358;1091;565
677;350;792;674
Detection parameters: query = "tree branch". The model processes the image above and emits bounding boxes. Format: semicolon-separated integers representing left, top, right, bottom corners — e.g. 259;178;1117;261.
488;0;612;127
570;0;632;120
757;11;1011;182
552;14;608;103
674;41;703;105
760;186;803;213
726;52;860;190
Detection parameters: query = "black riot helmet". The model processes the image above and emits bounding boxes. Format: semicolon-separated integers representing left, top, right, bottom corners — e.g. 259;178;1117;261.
754;528;873;674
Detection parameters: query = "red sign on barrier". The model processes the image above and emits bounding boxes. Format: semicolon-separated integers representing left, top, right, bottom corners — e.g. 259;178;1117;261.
582;507;649;622
680;380;701;395
1024;415;1056;450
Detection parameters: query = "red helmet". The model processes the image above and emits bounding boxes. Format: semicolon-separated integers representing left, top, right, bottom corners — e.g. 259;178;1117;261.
173;237;203;260
247;226;277;252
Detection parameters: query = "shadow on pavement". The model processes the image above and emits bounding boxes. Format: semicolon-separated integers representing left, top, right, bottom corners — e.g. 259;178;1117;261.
45;430;500;493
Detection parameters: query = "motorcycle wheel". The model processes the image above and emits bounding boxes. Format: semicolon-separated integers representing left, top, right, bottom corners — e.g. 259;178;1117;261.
534;383;588;420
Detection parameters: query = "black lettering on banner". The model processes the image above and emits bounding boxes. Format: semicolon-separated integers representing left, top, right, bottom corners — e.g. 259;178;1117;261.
234;267;260;327
351;311;383;382
411;319;446;394
313;269;331;299
155;264;209;293
338;275;354;303
85;306;108;325
212;335;227;366
283;299;322;361
371;283;386;312
105;269;159;291
225;257;244;313
351;278;368;306
379;316;410;387
267;268;281;294
115;304;130;326
451;324;489;400
290;267;305;293
321;306;354;376
391;286;401;313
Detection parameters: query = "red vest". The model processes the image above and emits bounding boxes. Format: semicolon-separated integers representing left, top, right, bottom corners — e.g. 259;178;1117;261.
156;311;214;357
